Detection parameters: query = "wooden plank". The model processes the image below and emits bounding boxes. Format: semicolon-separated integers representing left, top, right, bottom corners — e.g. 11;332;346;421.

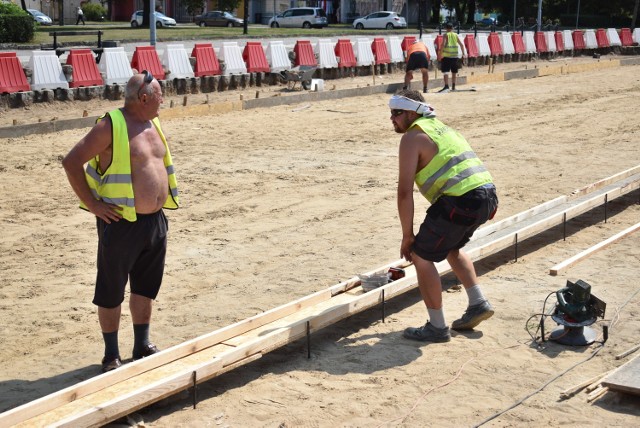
4;171;640;427
550;221;640;275
570;164;640;199
559;370;613;400
602;354;640;395
0;286;335;426
472;196;568;240
468;174;640;262
616;343;640;360
586;386;609;402
2;259;414;426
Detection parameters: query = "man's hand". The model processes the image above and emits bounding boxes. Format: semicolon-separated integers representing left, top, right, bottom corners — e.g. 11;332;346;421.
400;235;415;262
88;200;123;224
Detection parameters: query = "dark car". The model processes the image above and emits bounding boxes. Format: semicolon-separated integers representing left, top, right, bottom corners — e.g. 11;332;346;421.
195;11;244;27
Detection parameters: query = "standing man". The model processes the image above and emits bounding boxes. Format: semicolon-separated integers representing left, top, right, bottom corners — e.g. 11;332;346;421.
63;71;179;372
390;89;497;343
437;23;466;92
76;5;86;25
403;40;430;94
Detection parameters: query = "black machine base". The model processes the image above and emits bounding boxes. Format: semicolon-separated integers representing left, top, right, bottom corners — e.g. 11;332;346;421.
549;325;598;346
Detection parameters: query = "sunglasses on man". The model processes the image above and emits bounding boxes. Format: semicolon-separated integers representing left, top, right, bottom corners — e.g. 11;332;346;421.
137;70;154;98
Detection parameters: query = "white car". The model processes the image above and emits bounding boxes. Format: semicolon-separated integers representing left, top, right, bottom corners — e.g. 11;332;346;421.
27;9;53;26
130;10;177;28
353;11;407;30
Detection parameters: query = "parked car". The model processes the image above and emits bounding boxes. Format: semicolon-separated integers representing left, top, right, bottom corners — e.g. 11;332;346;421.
195;11;243;27
352;11;407;30
130;10;177;28
478;17;498;26
27;9;53;26
268;7;328;28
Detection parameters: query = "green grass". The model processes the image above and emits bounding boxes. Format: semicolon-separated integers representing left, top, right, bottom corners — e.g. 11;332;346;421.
29;21;427;47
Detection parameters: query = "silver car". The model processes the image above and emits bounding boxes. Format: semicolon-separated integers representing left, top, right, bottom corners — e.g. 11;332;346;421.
353;11;407;30
130;10;177;28
268;8;328;29
27;9;53;26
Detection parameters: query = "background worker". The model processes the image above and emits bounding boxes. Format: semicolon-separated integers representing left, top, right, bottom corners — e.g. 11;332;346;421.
403;40;430;93
437;23;466;92
390;89;498;343
62;71;179;372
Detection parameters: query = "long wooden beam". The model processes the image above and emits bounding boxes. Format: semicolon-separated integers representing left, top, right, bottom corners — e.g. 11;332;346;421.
549;221;640;276
2;167;639;427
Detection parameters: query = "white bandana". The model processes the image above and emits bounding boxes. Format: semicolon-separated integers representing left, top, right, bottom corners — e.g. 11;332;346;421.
388;95;436;118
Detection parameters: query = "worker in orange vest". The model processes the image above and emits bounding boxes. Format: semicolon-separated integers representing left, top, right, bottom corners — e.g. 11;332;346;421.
403;40;430;93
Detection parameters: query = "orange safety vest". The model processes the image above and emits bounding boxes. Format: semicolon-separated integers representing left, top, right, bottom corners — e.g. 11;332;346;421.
406;41;430;62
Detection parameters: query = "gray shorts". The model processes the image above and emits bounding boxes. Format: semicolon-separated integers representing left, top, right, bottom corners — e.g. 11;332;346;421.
412;185;498;262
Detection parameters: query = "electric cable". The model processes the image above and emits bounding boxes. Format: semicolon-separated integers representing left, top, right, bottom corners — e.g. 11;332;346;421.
525;291;555;343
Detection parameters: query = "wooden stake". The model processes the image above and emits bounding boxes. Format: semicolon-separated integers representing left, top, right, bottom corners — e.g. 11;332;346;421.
182;95;188;107
615;343;640;360
372;61;376;86
560;371;611;399
586;386;608;402
82;110;88;118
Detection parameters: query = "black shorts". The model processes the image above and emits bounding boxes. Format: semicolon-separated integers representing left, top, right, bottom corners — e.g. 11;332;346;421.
440;57;460;73
94;210;168;308
406;51;429;72
412;185;498;262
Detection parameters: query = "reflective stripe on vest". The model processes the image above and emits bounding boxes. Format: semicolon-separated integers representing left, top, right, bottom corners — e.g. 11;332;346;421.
442;32;459;58
411;117;493;203
80;109;179;221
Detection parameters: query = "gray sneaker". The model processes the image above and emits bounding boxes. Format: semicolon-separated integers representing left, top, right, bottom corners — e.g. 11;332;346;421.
452;301;494;331
403;322;451;343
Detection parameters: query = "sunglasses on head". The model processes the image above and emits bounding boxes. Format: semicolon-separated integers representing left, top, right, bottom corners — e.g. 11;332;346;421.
391;109;405;117
137;70;154;98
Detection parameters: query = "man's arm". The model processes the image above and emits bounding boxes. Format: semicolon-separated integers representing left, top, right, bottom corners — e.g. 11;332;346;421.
457;35;466;57
62;117;123;223
397;133;420;262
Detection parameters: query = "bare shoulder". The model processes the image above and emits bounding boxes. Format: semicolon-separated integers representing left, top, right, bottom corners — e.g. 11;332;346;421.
65;115;113;163
401;128;434;147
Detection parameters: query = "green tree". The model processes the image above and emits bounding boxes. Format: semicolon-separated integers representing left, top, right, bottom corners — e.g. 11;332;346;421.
218;0;241;13
183;0;204;17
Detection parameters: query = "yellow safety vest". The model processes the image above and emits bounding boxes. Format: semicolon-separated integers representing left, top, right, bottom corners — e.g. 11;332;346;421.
80;109;179;221
442;32;460;58
411;117;493;203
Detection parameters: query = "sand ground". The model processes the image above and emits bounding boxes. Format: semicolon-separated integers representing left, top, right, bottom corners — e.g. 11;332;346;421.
1;54;640;427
